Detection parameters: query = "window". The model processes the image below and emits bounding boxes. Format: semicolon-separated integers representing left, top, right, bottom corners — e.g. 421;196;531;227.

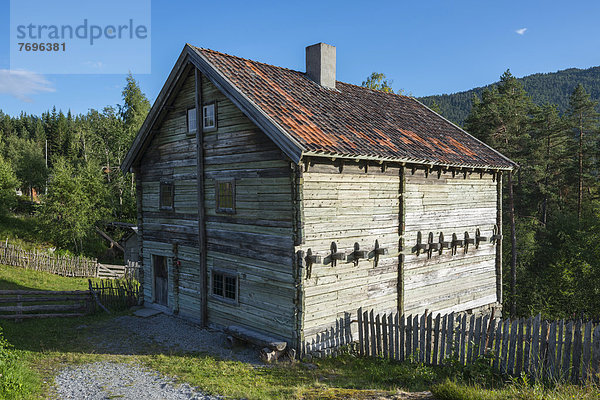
187;107;197;133
203;103;216;130
212;270;237;302
160;182;174;210
215;180;235;213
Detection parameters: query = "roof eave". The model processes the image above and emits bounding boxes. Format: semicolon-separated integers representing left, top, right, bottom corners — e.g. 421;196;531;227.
301;151;515;171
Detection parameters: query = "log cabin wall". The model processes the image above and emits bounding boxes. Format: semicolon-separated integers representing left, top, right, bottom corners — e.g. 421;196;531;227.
402;169;500;316
298;160;402;348
137;68;201;320
200;76;297;343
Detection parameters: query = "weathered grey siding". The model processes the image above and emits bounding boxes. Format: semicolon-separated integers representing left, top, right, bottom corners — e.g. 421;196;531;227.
402;169;499;316
298;161;401;349
201;76;297;343
137;68;201;320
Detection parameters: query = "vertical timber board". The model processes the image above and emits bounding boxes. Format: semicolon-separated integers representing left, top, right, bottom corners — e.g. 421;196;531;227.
496;171;503;304
460;314;467;365
399;166;405;315
432;314;440;365
516;318;524;376
134;167;145;299
572;320;582;383
582;321;592;382
357;307;364;356
195;67;207;327
531;315;541;380
562;321;573;380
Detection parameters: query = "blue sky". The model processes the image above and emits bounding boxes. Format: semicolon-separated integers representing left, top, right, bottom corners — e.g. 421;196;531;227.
1;0;599;116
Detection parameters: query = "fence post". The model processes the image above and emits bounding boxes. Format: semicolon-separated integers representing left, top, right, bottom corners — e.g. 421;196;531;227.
358;307;364;356
572;320;583;382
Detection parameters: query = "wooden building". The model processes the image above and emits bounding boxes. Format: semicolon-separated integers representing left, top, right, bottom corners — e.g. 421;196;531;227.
122;43;516;354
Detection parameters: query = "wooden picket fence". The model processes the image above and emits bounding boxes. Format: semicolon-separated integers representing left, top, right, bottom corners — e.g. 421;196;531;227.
0;242;98;277
357;308;600;383
89;279;141;311
0;242;138;280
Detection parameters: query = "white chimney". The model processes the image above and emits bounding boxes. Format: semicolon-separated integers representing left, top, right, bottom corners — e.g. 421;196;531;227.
305;43;336;89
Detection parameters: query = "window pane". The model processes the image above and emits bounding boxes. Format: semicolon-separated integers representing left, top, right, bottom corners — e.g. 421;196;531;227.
217;181;234;210
224;275;236;300
188;108;197;132
213;273;223;296
160;183;173;208
203;104;215;128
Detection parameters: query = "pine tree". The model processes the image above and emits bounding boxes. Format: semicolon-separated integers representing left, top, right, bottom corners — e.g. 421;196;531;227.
566;84;599;220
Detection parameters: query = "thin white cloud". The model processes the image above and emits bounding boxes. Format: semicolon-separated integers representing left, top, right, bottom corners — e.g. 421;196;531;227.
0;70;55;102
515;28;527;35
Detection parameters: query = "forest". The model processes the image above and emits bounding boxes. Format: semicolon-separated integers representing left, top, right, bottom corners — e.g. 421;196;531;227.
0;74;149;256
2;69;600;321
419;65;600;125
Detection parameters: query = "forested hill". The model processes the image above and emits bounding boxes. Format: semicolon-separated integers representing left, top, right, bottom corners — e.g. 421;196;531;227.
418;66;600;125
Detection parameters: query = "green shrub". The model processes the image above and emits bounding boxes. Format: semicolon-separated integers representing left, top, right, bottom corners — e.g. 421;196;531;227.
0;327;37;399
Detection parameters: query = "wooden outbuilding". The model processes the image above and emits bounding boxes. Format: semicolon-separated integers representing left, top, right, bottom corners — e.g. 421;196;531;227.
122;43;516;354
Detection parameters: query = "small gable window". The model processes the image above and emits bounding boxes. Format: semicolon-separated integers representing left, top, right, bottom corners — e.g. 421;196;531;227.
203;103;216;130
187;108;197;133
212;270;238;302
160;182;174;210
216;180;235;213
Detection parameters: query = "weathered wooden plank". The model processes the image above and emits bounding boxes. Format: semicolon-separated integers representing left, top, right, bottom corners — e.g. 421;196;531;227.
447;312;454;359
539;320;550;380
406;314;412;359
516;318;524;376
523;317;532;375
531;315;541;380
466;315;475;363
473;316;482;362
364;309;371;357
426;312;433;365
412;315;419;360
500;319;510;373
432;314;440;365
492;319;502;370
376;314;382;357
382;313;388;359
508;319;518;375
358;307;364;356
547;321;557;380
582;321;592;382
455;313;463;359
572;320;583;383
370;310;377;357
562;321;573;380
399;314;405;361
480;315;489;357
439;314;447;363
460;314;467;365
419;313;426;363
592;326;600;381
556;320;564;380
388;313;395;360
394;313;400;360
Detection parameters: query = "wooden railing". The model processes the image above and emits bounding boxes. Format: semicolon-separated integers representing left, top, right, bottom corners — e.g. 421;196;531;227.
0;242;139;280
356;308;600;383
0;290;93;320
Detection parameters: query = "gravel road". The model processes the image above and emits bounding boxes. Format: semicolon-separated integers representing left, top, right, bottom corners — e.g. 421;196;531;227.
53;311;257;399
54;361;220;400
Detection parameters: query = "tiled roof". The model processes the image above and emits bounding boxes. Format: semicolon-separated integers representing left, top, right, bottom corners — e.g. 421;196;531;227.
192;46;515;169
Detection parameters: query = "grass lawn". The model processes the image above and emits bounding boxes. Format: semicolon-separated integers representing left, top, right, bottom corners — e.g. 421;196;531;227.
0;264;96;291
0;264;598;399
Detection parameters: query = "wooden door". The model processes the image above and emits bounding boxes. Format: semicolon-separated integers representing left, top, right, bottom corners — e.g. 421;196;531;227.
153;255;168;306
